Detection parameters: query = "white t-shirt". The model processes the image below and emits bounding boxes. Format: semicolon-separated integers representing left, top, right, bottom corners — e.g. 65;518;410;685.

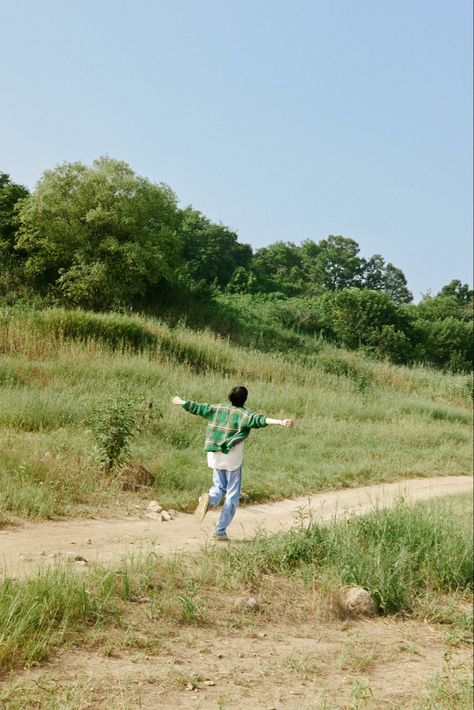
207;441;244;471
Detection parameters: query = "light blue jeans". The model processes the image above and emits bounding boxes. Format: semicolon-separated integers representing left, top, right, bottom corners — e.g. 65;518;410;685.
208;466;242;535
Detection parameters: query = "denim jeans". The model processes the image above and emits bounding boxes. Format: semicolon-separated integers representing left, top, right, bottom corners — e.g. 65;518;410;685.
208;466;242;535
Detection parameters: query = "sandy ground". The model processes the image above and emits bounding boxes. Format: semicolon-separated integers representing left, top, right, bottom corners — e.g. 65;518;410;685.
2;613;472;709
1;475;472;579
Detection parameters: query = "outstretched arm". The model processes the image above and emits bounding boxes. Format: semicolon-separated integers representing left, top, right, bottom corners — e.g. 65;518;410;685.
171;396;215;419
265;417;294;428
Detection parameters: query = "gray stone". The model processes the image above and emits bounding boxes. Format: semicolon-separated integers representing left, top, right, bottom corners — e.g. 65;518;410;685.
233;596;260;612
337;586;377;617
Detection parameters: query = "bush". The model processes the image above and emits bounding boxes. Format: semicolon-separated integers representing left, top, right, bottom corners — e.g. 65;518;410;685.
89;397;140;471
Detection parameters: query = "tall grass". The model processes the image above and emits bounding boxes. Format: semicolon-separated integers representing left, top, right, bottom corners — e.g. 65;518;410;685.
0;306;472;519
218;494;473;614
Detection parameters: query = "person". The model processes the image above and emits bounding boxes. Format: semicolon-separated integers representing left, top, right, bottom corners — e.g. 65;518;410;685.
171;386;294;541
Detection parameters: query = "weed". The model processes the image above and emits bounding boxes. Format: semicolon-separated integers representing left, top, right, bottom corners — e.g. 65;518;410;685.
419;651;473;709
89;396;140;472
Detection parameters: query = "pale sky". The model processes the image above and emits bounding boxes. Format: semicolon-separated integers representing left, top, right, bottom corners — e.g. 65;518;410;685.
2;0;472;299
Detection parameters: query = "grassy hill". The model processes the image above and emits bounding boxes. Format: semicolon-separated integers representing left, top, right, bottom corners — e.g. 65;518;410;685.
0;305;471;521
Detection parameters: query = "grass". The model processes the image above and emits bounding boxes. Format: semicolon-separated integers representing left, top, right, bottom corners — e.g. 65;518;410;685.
217;493;473;614
0;305;472;519
0;494;471;675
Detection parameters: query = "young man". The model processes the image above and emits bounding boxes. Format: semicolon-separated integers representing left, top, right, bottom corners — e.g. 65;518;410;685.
171;386;294;541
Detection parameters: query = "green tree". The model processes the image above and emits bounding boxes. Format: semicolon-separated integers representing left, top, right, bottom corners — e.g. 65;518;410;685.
226;266;258;294
0;172;29;265
250;241;306;294
361;253;386;291
316;288;412;355
359;254;412;304
178;207;252;288
15;158;181;309
415;317;473;372
414;292;472;322
382;263;412;304
316;236;364;291
438;280;473;306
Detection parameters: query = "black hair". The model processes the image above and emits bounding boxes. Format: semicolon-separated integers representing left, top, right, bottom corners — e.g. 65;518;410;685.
228;385;248;407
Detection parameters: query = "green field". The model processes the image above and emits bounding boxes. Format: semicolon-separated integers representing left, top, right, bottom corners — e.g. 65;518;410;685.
0;306;472;521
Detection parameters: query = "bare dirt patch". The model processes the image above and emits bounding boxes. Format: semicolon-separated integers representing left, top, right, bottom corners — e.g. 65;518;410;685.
1;475;472;580
2;615;471;709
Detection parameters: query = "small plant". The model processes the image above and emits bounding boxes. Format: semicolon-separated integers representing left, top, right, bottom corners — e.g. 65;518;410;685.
89;396;139;472
178;594;206;624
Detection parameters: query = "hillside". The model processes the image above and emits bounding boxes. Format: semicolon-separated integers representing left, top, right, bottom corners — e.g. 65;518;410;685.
0;306;471;522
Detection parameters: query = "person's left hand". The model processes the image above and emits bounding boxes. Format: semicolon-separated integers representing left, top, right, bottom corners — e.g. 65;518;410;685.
171;395;185;406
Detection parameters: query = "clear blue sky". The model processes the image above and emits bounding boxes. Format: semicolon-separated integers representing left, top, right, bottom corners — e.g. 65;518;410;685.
2;0;472;299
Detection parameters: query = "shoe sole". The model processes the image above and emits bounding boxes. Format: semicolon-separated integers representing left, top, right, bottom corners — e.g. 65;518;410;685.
194;494;210;523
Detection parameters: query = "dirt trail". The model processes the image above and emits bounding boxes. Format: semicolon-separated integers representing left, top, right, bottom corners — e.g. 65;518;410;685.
1;475;472;579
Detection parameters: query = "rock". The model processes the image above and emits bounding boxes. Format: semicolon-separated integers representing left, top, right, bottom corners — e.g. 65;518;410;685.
233;596;260;612
147;500;162;513
337;586;377;618
160;510;171;521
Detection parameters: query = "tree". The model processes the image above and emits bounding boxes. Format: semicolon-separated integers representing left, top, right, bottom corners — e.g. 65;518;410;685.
250;241;306;294
416;317;473;372
414;291;472;322
382;263;412;304
0;172;29;265
361;254;386;291
178;207;252;288
316;236;364;291
315;288;412;355
226;266;258;294
15;158;181;309
438;280;473;306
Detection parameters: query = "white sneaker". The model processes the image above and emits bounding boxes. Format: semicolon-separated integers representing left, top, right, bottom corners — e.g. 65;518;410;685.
194;493;210;523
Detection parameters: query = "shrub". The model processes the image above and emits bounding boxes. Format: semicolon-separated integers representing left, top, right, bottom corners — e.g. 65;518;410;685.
89;397;140;471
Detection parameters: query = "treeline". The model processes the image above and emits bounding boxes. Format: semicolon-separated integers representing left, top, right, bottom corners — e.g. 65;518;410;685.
0;158;472;372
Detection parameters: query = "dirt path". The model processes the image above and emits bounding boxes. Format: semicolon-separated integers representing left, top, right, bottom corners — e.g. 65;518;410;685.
1;475;472;579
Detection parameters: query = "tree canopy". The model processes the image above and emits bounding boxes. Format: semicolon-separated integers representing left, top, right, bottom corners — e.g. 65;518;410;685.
15;158;181;309
0;156;471;372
